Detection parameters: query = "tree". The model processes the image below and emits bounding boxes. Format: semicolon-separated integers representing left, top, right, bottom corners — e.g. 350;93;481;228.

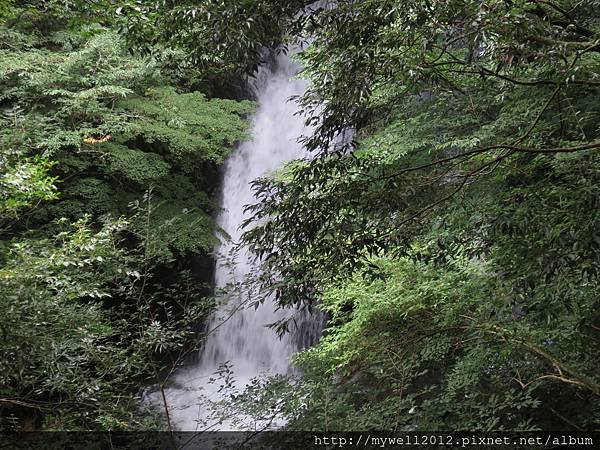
240;0;600;431
0;2;253;430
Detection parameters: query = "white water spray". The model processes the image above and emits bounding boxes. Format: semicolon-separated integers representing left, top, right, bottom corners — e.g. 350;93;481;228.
154;52;312;431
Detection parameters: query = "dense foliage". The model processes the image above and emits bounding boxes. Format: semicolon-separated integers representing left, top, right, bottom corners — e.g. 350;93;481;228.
2;0;599;436
239;0;600;432
0;1;253;430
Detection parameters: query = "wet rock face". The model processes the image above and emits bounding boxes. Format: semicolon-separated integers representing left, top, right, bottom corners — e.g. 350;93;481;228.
293;309;326;351
191;252;216;297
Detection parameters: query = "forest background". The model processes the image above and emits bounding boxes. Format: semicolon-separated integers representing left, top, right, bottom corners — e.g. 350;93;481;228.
1;0;599;434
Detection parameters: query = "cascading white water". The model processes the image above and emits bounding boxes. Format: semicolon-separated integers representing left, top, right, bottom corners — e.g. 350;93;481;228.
155;51;313;431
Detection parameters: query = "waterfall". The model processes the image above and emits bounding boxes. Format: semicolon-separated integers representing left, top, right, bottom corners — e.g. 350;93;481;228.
153;51;313;431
